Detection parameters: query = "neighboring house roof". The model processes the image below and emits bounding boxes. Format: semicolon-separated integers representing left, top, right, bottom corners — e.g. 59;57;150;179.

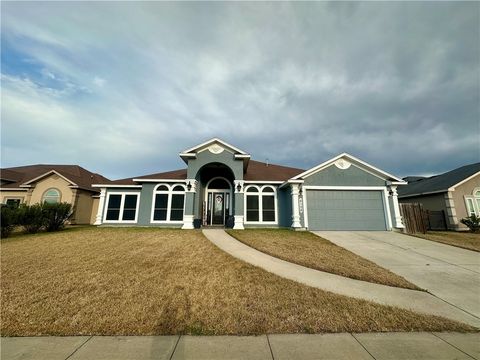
398;162;480;198
0;165;110;193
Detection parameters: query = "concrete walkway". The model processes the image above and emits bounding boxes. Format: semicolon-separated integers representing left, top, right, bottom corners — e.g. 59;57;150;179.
202;229;480;327
313;231;480;320
2;332;479;360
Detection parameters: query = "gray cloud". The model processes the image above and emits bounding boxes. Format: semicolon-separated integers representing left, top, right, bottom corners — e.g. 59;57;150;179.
1;2;479;179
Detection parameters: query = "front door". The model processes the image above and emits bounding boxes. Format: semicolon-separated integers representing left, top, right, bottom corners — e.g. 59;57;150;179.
212;193;225;225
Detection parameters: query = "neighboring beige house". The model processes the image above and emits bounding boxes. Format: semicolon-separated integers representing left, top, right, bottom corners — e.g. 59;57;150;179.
398;163;480;231
0;165;110;224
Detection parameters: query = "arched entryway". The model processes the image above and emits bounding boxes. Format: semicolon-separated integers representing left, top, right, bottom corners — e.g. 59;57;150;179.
205;177;232;226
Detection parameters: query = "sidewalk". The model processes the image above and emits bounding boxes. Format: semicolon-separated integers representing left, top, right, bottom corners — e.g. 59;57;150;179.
202;229;480;328
2;332;479;360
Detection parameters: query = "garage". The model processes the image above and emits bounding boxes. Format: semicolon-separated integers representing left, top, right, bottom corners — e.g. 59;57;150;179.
306;189;388;230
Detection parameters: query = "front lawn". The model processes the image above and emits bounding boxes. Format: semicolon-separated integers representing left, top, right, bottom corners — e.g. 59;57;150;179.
411;231;480;252
227;229;420;290
1;228;472;335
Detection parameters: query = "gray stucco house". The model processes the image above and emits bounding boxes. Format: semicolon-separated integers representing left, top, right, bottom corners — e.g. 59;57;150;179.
93;138;406;231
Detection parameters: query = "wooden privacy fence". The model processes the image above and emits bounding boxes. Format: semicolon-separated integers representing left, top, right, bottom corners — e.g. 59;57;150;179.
399;203;448;234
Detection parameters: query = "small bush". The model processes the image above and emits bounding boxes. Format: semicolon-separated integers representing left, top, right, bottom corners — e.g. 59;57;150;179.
42;202;73;232
460;215;480;233
1;204;18;238
18;204;45;233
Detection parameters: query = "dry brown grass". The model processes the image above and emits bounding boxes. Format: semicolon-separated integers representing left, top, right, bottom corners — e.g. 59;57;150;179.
1;228;473;336
411;231;480;252
228;229;420;290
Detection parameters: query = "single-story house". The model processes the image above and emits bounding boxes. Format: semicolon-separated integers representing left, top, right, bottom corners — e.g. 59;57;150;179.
93;138;406;231
398;162;480;231
0;165;110;224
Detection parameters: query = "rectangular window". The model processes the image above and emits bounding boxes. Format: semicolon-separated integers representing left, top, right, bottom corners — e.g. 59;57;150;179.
246;195;259;221
466;198;476;216
105;193;139;222
106;194;122;220
153;194;168;221
170;194;185;221
262;195;275;222
5;199;21;208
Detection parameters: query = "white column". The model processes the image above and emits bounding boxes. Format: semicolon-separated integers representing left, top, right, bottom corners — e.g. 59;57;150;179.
94;188;106;225
291;184;301;228
390;186;404;229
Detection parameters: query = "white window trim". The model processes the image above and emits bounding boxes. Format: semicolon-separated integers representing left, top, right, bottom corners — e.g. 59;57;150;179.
302;186;392;230
464;188;480;217
151;183;186;224
244;185;278;225
42;188;62;203
3;197;24;205
103;192;141;224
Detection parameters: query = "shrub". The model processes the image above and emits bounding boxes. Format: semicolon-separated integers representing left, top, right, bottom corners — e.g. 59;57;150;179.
1;204;18;238
18;203;45;233
460;215;480;233
42;202;73;232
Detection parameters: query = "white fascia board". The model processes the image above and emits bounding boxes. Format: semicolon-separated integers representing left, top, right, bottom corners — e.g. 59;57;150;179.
132;179;186;183
234;154;251;159
279;179;305;188
0;188;28;191
292;152;403;182
179;153;196;158
303;186;386;190
22;170;78;187
391;181;408;185
92;184;142;188
19;185;32;188
180;137;249;155
397;189;447;198
448;171;480;191
243;180;283;184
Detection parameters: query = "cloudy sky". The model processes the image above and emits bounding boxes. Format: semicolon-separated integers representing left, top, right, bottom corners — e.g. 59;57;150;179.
1;2;479;180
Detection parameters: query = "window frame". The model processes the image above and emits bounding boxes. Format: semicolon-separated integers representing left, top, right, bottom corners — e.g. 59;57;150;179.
4;198;23;208
42;188;61;204
103;192;141;223
150;183;186;224
465;187;480;217
244;185;278;224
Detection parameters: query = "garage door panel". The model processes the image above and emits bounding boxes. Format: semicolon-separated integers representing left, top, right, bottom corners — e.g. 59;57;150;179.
307;190;387;230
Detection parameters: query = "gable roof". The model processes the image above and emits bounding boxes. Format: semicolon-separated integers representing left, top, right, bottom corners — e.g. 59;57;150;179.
291;153;405;183
180;137;249;156
398;162;480;198
0;165;110;193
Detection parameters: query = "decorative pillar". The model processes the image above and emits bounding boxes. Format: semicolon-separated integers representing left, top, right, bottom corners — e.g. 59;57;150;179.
233;180;244;229
182;179;197;229
291;183;301;228
94;188;106;225
389;186;404;229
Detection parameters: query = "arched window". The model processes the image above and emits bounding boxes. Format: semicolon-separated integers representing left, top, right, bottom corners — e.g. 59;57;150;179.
42;188;61;204
152;184;186;222
465;188;480;216
245;185;277;223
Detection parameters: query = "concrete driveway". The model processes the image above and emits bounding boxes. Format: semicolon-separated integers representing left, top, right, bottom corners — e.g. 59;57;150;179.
313;231;480;320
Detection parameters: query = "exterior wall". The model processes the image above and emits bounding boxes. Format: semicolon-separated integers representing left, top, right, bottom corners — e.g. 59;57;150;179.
29;174;74;205
303;164;386;187
90;197;100;224
398;193;447;212
186;150;244;180
278;187;292;227
72;190;96;225
1;190;28;204
452;174;480;230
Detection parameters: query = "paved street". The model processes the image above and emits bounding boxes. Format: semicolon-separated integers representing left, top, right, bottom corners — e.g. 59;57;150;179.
2;332;479;360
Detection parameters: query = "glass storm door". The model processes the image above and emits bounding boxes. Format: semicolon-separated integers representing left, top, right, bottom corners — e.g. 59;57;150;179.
212;193;225;225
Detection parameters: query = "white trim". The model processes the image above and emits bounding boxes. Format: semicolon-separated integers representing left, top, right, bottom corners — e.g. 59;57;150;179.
42;187;62;203
234;154;251;159
243;180;284;184
103;192;141;224
0;188;28;191
291;153;404;183
22;170;78;187
132;179;186;183
150;183;186;224
448;171;480;191
464;197;477;216
205;177;233;225
92;184;142;188
244;185;278;225
383;188;393;230
94;188;106;225
178;153;196;158
303;186;387;191
180;137;249;155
